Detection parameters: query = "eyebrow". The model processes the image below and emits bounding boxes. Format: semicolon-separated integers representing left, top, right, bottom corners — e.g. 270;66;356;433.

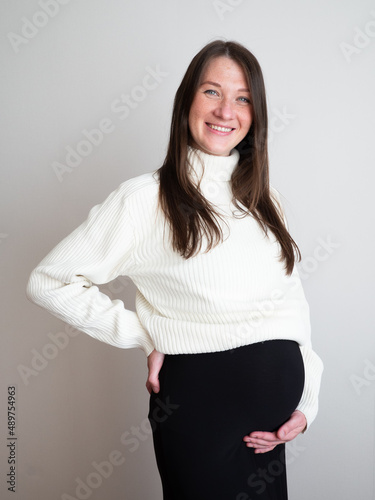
200;80;250;93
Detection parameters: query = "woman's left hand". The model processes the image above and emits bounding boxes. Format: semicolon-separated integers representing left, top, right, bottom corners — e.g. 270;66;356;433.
242;410;307;454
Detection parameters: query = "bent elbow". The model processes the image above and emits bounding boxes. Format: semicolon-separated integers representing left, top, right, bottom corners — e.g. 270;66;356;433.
26;267;46;305
25;267;65;306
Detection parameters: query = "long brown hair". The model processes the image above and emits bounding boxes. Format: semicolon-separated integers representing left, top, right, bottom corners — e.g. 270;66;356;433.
156;40;301;275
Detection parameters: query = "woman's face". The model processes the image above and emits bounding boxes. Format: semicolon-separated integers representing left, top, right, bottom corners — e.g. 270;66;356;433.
188;56;252;157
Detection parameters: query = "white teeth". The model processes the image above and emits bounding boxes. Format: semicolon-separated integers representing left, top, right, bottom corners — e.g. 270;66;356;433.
208;124;233;132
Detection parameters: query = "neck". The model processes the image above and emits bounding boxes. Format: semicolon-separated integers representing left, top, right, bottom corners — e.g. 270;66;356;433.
187;146;240;183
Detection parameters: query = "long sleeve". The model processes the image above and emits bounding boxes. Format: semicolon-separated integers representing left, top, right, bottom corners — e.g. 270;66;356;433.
26;181;155;357
271;186;324;430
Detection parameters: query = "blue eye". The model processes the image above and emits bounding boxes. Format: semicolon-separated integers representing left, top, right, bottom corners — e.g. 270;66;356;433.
238;97;251;104
204;89;219;96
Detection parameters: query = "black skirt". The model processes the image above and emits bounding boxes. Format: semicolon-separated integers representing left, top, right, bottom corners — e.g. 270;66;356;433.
148;340;305;500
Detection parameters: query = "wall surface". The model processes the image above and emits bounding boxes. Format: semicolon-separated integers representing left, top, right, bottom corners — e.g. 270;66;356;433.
1;0;374;498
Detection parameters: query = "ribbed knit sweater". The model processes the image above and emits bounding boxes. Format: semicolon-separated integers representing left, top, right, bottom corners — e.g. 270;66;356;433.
26;146;323;428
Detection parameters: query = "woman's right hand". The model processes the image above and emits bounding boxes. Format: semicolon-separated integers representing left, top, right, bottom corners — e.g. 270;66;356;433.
146;349;165;395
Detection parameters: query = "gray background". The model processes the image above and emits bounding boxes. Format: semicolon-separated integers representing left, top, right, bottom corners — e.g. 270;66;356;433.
1;0;374;498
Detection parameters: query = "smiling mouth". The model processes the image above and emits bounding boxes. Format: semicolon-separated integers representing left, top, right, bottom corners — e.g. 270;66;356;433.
206;123;235;133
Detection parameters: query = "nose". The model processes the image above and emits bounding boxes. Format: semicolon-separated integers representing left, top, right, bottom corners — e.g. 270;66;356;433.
213;98;235;121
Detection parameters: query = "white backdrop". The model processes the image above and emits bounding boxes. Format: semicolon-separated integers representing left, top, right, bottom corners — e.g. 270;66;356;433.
1;0;375;498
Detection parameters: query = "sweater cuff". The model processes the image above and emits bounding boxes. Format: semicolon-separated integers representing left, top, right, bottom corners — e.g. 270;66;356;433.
128;313;155;357
139;334;155;357
295;400;317;432
295;345;324;431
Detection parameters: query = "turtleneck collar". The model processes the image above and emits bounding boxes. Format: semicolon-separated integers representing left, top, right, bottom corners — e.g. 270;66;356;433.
187;146;240;183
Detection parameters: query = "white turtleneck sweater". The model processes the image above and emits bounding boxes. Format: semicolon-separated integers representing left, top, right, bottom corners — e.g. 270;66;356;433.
26;147;323;428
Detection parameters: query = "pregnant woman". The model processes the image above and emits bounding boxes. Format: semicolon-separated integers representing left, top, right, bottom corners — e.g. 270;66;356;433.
27;40;324;499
